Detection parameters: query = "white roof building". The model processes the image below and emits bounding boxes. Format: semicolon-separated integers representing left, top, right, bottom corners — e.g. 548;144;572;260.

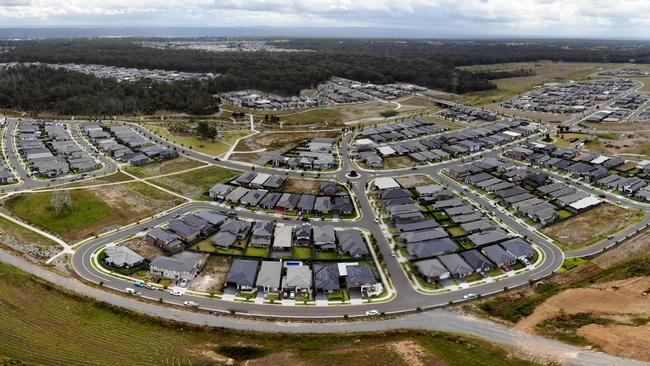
569;196;602;210
374;177;400;190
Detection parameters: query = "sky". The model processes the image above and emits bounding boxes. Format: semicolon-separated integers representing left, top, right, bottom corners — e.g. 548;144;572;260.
0;0;649;39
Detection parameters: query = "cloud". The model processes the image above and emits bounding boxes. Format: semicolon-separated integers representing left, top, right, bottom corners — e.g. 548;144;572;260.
0;0;647;38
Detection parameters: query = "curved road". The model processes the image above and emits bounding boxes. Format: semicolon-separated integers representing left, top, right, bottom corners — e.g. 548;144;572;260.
1;116;648;366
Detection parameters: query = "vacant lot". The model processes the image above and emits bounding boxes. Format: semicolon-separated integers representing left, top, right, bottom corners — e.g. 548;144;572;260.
3;183;184;242
0;262;538;366
552;133;589;148
46;171;134;189
585;132;650;159
250;131;340;150
457;61;619;106
396;175;434;188
150;165;239;199
472;227;650;362
382;156;416;170
284;177;322;194
541;204;644;251
124;156;206;178
0;216;60;263
145;124;250;156
580;121;650;132
190;255;231;293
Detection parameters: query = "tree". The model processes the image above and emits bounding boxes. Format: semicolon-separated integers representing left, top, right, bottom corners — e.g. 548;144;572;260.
50;190;73;216
195;121;219;140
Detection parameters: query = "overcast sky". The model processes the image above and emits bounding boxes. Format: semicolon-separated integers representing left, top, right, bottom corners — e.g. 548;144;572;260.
0;0;649;39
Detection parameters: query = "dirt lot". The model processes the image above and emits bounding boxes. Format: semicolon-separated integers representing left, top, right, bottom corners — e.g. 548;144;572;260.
585;132;650;158
577;323;650;361
250;131;340;150
123;237;164;261
516;276;650;332
284;177;321;194
190;256;231;293
396;175;434;188
124;156;206;178
580;121;650;132
541;203;645;251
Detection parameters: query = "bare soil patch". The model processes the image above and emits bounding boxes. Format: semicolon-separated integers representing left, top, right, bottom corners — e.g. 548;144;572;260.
577;323;650;361
516;276;650;333
190;256;231;293
284;177;320;194
390;341;432;366
122;237;164;261
396;175;434;188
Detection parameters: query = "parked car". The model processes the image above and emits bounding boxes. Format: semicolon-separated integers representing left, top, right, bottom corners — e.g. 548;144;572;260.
365;309;379;316
183;301;199;307
144;284;155;290
169;289;183;296
172;214;181;219
124;288;141;296
390;251;397;257
134;281;144;288
178;279;188;287
462;293;478;300
289;292;296;300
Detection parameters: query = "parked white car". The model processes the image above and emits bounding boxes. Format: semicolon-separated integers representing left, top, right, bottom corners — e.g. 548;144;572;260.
462;293;478;300
183;301;199;307
169;289;183;296
178;279;188;287
365;309;379;316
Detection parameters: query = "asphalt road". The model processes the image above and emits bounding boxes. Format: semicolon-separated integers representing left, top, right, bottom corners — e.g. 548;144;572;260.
1;116;649;366
3;249;648;366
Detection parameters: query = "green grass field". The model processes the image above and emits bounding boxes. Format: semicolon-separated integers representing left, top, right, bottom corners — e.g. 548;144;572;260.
150;165;240;199
124;156;206;178
145;124;250;157
0;262;540;366
4;183;183;242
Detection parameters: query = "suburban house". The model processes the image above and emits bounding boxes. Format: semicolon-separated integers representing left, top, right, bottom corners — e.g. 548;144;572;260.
344;264;381;297
256;261;283;294
336;230;369;258
103;245;145;269
415;258;450;283
166;220;201;243
145;227;184;254
313;263;341;293
149;252;207;281
226;259;259;290
313;226;336;251
250;221;274;247
273;226;293;251
283;265;312;293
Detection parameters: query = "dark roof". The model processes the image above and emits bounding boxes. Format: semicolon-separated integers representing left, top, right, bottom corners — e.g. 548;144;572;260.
226;259;259;287
345;265;378;286
313;263;341;291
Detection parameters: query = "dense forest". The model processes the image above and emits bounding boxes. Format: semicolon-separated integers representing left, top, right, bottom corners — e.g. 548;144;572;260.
1;38;650;115
0;65;216;115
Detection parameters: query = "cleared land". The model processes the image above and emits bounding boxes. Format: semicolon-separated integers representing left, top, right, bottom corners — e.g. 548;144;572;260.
150;165;240;199
471;227;650;361
396;175;434;188
456;61;626;106
247;131;341;150
124;156;206;178
382;156;417;170
0;262;539;366
541;204;644;251
145;124;250;156
0;216;60;263
552;133;589;148
580;121;650;132
3;183;184;242
284;177;322;194
44;171;134;189
585;132;650;159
